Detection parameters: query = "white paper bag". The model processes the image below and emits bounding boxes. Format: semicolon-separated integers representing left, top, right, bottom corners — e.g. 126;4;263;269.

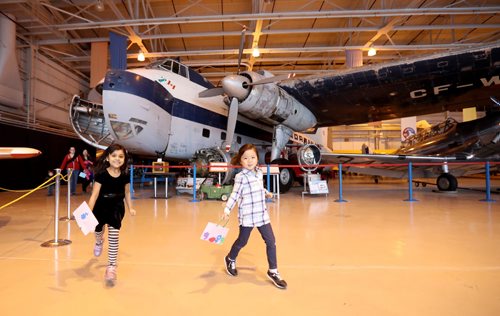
73;201;99;235
200;222;229;245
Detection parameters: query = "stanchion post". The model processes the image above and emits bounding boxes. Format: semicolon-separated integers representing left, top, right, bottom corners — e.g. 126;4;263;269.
130;165;136;199
266;164;273;202
480;161;495;202
190;163;199;202
404;162;418;202
60;168;75;221
41;169;72;247
334;163;347;202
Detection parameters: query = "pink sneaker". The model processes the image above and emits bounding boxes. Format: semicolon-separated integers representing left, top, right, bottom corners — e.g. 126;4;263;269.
105;265;117;286
93;241;103;257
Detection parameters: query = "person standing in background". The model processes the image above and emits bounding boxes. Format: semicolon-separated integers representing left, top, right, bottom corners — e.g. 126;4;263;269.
81;149;94;193
361;143;370;154
60;147;83;195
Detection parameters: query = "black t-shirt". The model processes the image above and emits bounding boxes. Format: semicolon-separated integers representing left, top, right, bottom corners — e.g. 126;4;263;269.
93;170;130;230
95;170;129;199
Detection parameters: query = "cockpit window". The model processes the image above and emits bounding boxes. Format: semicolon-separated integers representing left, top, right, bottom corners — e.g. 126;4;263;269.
172;61;179;74
180;65;187;77
161;59;172;71
156;59;189;79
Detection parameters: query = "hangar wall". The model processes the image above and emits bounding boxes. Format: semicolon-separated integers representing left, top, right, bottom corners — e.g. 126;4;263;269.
0;14;23;109
0;17;93;194
0;15;89;136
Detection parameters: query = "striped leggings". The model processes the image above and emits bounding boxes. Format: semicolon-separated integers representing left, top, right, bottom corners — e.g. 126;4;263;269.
95;226;120;266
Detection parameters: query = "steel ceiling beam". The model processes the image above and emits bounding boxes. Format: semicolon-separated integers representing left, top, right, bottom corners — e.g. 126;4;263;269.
59;42;488;62
33;7;500;31
34;23;500;45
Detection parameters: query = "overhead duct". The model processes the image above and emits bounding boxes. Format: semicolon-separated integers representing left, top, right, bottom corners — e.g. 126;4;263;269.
0;14;23;108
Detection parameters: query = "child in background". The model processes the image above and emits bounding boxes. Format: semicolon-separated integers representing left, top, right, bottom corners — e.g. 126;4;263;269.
223;144;287;289
81;149;94;193
87;144;136;286
46;170;55;196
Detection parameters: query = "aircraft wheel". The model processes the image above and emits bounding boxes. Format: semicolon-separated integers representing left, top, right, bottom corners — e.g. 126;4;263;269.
415;182;420;187
436;174;458;191
270;158;294;193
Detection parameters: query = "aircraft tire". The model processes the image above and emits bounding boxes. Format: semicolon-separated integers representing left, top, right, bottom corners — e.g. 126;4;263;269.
436;173;458;191
270;158;294;193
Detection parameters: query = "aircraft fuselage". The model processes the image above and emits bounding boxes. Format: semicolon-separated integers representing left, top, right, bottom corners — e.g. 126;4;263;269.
101;61;274;159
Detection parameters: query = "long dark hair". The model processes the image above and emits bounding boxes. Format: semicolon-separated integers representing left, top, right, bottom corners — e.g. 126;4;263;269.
93;144;130;175
230;143;259;166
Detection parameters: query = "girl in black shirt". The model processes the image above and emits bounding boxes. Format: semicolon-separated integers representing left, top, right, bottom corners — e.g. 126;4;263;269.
88;144;136;286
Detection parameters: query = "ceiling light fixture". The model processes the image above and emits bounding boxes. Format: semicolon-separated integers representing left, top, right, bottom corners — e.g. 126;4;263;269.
95;0;105;12
137;51;145;62
252;47;260;58
367;47;377;57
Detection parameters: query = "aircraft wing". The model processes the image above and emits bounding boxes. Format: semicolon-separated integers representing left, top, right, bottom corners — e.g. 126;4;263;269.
278;43;500;127
321;152;497;179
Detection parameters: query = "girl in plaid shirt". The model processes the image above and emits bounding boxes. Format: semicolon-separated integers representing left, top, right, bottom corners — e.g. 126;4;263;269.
223;144;287;289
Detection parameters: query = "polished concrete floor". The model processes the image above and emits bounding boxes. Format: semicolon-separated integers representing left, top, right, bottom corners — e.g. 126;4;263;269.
0;177;499;315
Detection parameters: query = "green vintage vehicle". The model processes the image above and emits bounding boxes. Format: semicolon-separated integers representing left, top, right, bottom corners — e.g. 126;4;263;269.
199;184;233;201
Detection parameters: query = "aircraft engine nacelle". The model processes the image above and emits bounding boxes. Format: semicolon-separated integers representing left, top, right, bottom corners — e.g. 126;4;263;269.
232;71;317;132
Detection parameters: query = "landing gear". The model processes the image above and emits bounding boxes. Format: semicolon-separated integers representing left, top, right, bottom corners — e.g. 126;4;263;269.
436;173;458;191
270;158;294;193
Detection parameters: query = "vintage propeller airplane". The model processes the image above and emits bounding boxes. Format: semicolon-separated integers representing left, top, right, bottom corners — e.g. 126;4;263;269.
321;99;500;192
70;41;500;192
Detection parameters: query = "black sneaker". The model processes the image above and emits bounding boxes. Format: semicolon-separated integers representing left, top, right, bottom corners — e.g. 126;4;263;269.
224;256;237;276
267;270;287;289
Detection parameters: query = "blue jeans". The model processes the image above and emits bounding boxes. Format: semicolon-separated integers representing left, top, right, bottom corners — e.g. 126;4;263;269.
228;223;278;270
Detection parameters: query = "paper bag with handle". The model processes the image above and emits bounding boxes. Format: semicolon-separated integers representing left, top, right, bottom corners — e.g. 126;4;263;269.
200;218;229;245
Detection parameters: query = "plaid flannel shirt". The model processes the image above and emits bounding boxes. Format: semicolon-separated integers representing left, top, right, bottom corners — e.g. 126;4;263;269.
224;167;270;227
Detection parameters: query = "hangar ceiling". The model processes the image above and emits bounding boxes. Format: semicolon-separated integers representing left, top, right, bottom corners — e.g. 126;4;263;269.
1;0;499;84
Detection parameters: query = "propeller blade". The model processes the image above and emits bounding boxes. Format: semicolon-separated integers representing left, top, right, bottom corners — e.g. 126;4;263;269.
224;97;239;152
245;73;295;86
237;26;247;74
198;87;225;98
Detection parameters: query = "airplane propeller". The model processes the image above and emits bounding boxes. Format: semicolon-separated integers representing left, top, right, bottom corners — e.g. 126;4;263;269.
198;87;224;98
236;26;247;74
197;25;294;152
198;73;294;100
202;72;294;152
223;96;239;152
